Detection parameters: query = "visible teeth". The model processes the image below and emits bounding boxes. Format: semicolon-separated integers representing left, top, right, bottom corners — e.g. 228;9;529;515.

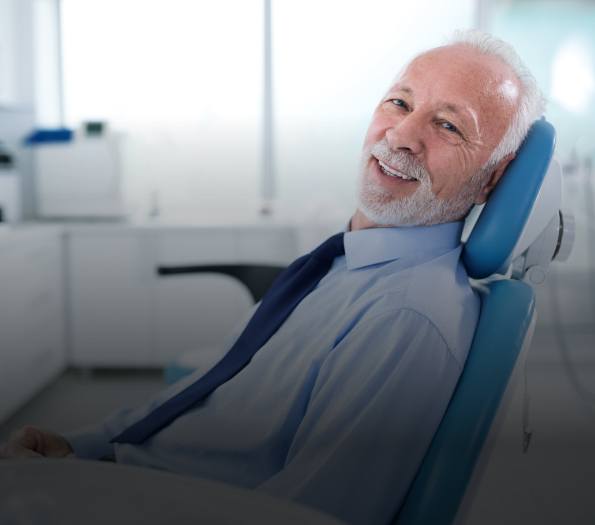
378;160;415;181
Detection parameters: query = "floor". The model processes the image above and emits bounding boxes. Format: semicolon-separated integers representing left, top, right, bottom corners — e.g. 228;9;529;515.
1;329;594;525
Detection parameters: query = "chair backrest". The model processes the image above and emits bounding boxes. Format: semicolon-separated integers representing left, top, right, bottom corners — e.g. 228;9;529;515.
393;280;535;525
393;119;557;525
463;119;556;279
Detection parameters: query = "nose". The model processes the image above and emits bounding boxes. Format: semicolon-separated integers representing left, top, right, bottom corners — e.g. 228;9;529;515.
385;113;424;156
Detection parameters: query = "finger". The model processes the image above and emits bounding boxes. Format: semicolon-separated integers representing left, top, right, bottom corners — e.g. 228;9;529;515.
0;443;43;459
14;446;44;458
9;426;41;453
3;445;43;459
43;433;74;458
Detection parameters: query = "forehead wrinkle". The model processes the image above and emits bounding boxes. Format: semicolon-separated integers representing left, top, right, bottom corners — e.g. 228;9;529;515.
440;102;482;139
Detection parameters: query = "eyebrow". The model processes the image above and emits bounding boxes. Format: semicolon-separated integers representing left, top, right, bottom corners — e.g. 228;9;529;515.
442;103;468;117
393;85;413;95
393;85;467;113
390;84;480;137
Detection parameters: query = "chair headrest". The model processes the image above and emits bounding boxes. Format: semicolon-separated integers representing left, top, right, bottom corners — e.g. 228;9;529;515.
462;119;556;280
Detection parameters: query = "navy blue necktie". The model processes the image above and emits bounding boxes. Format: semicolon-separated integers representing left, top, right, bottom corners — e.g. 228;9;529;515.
111;232;345;444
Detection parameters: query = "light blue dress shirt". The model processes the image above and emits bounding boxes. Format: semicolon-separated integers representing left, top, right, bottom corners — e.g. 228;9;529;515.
66;221;479;525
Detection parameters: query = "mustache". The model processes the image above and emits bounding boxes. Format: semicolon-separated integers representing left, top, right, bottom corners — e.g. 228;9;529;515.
369;139;429;182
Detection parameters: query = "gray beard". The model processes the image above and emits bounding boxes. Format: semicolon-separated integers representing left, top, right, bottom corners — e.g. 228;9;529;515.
357;142;489;226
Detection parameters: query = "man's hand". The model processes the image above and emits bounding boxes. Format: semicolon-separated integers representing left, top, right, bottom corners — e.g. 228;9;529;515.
0;426;73;459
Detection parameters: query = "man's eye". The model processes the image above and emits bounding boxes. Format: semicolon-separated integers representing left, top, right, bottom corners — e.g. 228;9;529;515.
390;98;408;110
440;121;460;134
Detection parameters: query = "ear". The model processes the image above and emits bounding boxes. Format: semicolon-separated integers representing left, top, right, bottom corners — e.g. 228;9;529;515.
474;152;516;205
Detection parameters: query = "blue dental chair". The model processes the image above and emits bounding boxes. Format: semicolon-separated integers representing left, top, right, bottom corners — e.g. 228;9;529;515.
393;119;572;525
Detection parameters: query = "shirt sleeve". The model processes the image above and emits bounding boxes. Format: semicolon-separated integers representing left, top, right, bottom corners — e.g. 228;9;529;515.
63;408;133;460
64;302;262;460
63;381;195;460
257;308;463;525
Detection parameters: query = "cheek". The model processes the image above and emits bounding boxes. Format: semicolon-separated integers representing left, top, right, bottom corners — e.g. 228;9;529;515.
426;143;480;198
364;113;392;147
453;147;480;173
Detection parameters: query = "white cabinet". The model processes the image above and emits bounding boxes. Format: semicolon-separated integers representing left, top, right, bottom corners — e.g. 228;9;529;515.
66;225;298;367
153;273;254;364
0;227;65;422
67;230;154;367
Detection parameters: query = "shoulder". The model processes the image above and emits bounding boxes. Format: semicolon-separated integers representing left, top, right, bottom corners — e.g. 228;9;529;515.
353;247;480;367
407;248;479;364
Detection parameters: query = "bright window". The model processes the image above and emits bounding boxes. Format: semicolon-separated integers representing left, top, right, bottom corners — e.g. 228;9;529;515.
61;0;263;220
60;0;475;222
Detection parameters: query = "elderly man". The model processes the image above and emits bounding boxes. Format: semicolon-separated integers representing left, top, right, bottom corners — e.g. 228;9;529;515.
1;30;544;525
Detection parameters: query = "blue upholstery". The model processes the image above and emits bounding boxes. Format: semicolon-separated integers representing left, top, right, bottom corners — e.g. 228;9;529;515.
393;119;556;524
393;280;535;525
463;119;556;279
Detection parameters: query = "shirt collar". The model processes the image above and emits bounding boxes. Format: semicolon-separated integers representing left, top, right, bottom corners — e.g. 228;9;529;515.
343;221;464;270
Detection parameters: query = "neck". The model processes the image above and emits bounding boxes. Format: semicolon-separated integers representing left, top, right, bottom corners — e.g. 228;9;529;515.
350;209;388;231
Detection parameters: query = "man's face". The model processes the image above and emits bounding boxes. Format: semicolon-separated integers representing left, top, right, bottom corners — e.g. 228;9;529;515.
356;45;521;227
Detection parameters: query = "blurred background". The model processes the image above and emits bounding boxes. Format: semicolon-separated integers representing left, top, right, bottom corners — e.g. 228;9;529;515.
0;0;594;523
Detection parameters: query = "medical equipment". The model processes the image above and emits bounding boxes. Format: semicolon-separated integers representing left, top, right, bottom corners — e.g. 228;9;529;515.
511;160;574;284
26;127;125;219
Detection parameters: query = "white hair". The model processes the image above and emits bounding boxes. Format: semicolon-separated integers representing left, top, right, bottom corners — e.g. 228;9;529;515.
447;29;546;168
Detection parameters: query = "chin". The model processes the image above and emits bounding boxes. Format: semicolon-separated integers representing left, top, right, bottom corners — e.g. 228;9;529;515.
357;176;471;227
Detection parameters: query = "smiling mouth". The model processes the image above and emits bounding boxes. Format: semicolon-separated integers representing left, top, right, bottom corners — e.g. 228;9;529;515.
376;159;418;181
